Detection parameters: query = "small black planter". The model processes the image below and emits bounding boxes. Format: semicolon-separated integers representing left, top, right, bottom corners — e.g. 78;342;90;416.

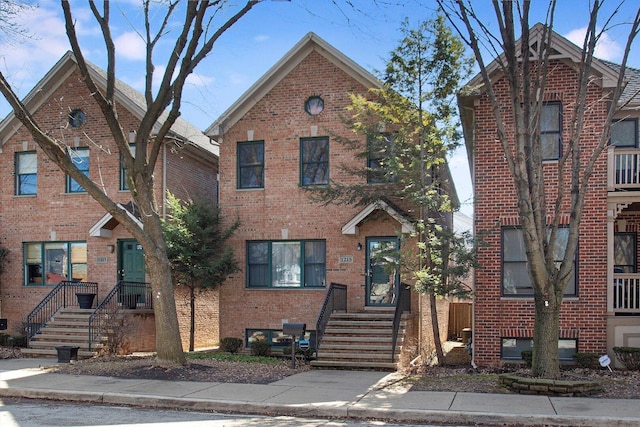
76;293;96;309
55;345;79;363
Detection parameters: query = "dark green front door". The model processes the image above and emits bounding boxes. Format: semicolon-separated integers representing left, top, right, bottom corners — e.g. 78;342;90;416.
365;237;399;307
119;239;145;282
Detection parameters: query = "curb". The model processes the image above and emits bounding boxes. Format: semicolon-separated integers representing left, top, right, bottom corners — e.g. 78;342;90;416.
1;387;639;427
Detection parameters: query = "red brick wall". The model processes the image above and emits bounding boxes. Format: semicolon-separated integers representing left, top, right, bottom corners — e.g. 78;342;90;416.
174;286;220;350
0;67;217;351
217;50;433;347
472;61;609;366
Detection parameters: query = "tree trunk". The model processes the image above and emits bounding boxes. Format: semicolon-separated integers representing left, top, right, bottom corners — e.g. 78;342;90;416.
532;293;561;378
430;293;445;364
143;216;186;366
189;286;195;352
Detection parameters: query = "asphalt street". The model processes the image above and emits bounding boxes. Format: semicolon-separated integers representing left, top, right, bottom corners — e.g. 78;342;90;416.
0;398;468;427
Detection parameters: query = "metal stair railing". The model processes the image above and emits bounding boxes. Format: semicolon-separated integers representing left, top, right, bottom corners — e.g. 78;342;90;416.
25;280;98;346
391;283;411;362
314;282;347;351
88;281;152;351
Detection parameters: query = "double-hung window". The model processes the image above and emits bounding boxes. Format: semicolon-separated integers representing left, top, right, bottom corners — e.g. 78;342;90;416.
120;144;135;191
16;151;37;195
367;133;395;184
610;119;639;186
502;227;576;296
540;102;562;160
238;141;264;189
610;118;638;147
300;137;329;186
67;147;90;193
247;240;326;288
24;241;87;286
614;232;636;273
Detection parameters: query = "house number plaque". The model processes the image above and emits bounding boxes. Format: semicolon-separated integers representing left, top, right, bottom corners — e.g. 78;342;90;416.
339;255;354;264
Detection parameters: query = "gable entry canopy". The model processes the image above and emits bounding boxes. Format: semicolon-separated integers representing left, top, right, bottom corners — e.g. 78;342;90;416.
90;202;143;238
342;199;416;235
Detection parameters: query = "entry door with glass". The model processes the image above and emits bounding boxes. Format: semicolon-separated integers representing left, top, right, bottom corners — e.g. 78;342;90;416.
366;237;399;307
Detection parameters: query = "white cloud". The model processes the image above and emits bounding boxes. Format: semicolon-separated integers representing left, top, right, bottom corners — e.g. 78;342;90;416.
115;31;146;61
565;27;623;61
254;34;269;43
186;72;214;87
0;2;69;97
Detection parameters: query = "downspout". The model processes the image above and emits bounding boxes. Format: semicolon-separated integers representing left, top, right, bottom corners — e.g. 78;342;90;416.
461;104;477;369
162;143;167;219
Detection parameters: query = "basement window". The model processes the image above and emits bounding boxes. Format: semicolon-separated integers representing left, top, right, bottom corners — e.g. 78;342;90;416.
501;338;577;361
245;328;315;350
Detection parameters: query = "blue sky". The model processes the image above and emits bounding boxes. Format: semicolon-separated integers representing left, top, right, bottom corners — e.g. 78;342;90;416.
1;0;639;217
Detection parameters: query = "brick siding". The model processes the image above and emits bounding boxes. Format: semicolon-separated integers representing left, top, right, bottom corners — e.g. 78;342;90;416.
0;67;217;351
472;60;609;366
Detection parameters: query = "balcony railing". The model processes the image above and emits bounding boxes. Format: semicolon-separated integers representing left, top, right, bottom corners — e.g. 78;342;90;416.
607;147;640;190
612;273;640;314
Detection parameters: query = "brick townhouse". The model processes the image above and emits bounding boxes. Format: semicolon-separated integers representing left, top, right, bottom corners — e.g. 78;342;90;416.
206;33;462;368
458;24;640;367
0;51;219;352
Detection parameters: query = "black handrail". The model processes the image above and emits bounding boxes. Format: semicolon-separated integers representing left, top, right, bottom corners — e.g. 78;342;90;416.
25;281;98;345
88;281;152;351
391;283;411;362
315;283;347;351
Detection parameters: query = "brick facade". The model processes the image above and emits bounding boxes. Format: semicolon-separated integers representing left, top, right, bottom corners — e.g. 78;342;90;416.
0;56;218;351
461;29;640;366
211;34;451;355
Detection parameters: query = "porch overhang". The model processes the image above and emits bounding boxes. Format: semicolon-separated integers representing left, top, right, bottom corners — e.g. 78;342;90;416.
342;200;416;235
89;202;143;238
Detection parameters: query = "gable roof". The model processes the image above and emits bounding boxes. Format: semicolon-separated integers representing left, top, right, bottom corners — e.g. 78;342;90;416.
0;51;216;156
205;32;382;139
89;202;143;238
463;23;622;95
342;199;417;235
458;23;637;181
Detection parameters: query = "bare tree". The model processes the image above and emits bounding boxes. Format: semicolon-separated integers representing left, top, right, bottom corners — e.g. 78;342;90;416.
0;0;35;43
0;0;260;365
439;0;640;377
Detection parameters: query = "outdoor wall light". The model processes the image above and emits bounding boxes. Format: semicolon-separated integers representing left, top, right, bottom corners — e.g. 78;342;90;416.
107;245;115;253
357;243;362;251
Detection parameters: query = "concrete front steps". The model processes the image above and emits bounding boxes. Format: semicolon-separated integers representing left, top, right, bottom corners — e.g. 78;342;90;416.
311;311;408;370
21;308;101;359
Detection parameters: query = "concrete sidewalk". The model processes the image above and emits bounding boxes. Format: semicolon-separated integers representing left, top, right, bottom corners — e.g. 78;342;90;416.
1;358;638;426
